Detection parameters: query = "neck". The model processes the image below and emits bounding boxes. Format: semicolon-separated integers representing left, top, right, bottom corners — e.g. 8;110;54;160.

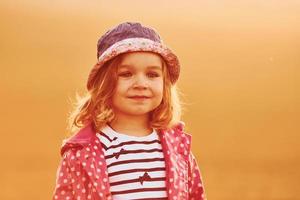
108;113;153;137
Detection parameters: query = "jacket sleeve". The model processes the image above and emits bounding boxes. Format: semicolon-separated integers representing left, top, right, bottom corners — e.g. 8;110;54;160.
52;149;84;200
188;152;206;200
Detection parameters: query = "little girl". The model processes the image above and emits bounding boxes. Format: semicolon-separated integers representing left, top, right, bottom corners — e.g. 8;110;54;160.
52;22;206;200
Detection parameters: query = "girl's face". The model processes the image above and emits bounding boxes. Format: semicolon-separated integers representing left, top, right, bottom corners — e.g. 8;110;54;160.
111;52;164;118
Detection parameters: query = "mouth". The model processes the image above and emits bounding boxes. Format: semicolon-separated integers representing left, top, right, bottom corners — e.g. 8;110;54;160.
128;95;150;98
128;96;150;100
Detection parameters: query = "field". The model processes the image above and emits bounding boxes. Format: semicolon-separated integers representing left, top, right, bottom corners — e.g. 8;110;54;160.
0;1;299;199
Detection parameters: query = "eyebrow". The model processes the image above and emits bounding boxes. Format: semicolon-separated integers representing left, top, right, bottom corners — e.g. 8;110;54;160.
118;65;162;70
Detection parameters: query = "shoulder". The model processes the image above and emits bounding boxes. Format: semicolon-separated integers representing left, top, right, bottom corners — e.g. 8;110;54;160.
61;137;103;164
60;123;98;157
170;121;192;141
162;121;192;153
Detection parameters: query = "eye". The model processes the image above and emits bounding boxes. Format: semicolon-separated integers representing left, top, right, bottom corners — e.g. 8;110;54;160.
147;72;160;78
118;71;132;77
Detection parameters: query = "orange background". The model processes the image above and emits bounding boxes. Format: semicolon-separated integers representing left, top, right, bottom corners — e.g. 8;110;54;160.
1;0;299;199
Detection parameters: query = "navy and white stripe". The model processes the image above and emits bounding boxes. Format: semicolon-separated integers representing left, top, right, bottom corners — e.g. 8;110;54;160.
96;125;167;200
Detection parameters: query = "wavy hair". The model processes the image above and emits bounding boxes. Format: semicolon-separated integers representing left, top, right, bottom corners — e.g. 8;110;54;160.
67;53;184;135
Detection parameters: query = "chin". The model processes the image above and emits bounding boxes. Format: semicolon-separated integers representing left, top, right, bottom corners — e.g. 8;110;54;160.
130;110;151;116
113;105;158;116
122;108;153;116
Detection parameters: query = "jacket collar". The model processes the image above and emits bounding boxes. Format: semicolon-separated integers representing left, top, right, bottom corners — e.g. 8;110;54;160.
60;123;96;156
61;122;191;156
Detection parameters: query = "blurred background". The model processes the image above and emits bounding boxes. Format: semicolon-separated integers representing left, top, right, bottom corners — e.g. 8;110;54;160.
0;0;299;199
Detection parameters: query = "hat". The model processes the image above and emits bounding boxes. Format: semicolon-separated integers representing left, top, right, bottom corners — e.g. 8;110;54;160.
87;22;180;91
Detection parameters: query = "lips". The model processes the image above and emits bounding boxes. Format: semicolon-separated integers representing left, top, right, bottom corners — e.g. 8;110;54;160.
128;96;150;98
128;96;150;101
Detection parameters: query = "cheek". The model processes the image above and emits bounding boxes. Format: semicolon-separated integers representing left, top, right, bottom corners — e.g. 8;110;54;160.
112;83;124;103
153;80;164;97
114;81;127;95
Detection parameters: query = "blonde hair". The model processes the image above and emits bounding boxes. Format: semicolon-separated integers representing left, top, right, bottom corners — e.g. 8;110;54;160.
67;52;184;135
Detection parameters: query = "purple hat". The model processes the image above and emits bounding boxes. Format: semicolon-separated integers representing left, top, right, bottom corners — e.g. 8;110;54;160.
87;22;180;91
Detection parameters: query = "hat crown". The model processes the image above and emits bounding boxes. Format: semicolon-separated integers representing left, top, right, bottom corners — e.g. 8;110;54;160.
97;22;162;59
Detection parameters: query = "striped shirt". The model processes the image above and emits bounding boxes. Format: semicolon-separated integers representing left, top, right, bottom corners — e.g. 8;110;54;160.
96;125;168;200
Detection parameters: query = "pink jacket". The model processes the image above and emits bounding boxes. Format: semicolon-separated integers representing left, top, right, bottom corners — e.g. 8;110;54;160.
52;122;206;200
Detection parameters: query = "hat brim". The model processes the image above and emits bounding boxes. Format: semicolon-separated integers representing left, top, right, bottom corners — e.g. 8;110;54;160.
87;38;180;90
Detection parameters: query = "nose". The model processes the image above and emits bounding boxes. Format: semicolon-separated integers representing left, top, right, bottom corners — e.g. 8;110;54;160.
132;74;148;89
